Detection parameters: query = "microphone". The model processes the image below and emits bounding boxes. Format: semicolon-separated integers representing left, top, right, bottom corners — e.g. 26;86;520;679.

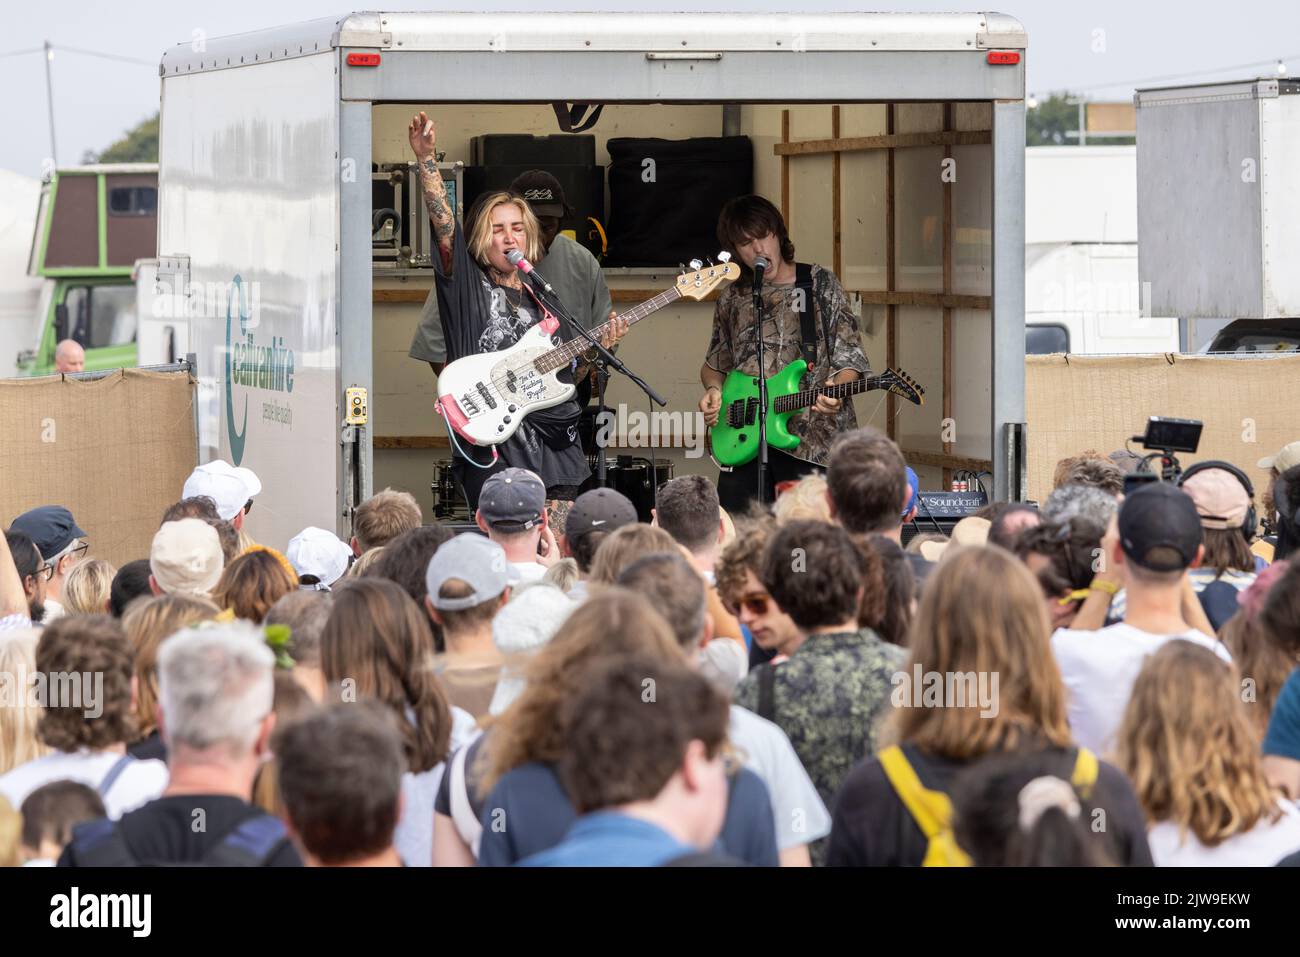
506;249;555;295
751;254;769;292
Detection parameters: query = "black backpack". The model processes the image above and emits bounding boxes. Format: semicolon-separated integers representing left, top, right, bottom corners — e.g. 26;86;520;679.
67;813;291;867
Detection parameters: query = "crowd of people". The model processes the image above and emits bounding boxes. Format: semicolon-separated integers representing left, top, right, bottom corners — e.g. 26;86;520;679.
2;433;1300;868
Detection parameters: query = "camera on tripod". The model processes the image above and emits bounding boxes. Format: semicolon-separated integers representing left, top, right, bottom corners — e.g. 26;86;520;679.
1124;416;1203;492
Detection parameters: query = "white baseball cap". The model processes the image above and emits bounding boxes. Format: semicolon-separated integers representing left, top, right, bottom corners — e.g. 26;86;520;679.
286;526;353;587
150;519;224;596
182;460;261;521
1259;441;1300;474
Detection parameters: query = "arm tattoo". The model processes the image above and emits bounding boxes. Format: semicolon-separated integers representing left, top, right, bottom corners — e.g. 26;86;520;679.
417;156;456;266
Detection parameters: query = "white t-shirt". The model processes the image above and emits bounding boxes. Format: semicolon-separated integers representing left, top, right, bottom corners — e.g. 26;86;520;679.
40;599;66;624
698;639;748;695
1051;624;1232;755
510;562;547;583
728;704;831;850
1148;800;1300;866
393;706;478;867
0;750;167;820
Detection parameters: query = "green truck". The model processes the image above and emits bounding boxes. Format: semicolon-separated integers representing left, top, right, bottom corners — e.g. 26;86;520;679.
19;163;156;376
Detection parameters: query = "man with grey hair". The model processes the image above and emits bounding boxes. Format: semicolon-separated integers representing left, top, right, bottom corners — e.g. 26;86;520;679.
1042;483;1119;529
60;622;302;866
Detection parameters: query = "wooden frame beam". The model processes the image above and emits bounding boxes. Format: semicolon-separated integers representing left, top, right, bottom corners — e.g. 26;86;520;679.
885;104;897;441
374;288;430;304
374;288;726;305
942;102;955;489
852;290;990;310
902;449;992;473
775;130;991;157
374;435;449;449
780;109;791;225
832;105;842;278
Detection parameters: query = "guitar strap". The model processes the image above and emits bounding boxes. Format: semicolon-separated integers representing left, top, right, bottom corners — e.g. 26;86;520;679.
793;263;834;371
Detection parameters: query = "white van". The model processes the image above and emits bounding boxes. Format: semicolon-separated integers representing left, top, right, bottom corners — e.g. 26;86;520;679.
1025;146;1179;354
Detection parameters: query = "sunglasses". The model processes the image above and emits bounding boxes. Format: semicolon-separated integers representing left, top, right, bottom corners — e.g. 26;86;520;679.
1050;523;1083;590
724;592;771;617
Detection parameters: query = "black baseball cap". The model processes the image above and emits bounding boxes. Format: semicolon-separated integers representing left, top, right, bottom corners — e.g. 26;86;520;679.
479;468;547;531
565;488;638;540
1117;483;1203;572
510;170;570;219
9;505;86;560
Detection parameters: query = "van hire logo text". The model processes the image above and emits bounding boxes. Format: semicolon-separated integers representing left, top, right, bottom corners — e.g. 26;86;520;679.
225;274;295;466
50;887;151;937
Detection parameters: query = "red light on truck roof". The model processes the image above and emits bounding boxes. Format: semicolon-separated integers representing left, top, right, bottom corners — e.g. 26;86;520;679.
346;52;382;67
986;51;1020;65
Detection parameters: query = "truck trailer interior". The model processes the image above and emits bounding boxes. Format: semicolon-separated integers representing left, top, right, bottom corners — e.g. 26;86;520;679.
368;99;998;520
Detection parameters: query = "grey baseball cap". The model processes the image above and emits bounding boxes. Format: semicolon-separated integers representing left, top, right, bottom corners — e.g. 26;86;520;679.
478;468;547;530
425;533;520;610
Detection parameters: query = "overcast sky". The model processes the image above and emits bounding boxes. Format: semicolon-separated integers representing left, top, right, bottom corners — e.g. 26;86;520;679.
3;0;1299;177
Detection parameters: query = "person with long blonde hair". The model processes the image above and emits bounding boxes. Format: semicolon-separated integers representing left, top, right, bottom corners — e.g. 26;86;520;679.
407;111;626;512
473;588;779;867
827;545;1153;867
1117;639;1300;865
0;630;48;775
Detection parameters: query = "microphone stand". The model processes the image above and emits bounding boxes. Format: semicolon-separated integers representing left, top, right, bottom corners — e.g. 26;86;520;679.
522;271;667;493
753;263;769;506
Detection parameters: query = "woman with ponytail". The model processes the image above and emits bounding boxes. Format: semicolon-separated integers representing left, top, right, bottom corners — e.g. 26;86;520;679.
319;578;477;866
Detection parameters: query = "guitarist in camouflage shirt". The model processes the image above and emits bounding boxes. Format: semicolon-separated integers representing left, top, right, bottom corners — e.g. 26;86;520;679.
700;195;872;512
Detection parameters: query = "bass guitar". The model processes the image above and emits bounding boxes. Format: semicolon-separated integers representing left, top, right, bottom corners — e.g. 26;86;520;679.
438;259;739;446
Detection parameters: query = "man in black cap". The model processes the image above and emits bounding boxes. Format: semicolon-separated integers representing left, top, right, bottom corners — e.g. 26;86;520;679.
558;487;639;601
409;169;615;380
1050;483;1232;754
474;467;561;582
8;506;87;623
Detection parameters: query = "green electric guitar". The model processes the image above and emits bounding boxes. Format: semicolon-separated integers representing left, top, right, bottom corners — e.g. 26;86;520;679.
709;360;925;468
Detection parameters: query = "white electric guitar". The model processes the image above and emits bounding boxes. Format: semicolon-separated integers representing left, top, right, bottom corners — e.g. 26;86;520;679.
436;257;739;446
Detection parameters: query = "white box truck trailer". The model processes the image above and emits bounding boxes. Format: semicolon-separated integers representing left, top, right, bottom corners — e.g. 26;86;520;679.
156;11;1029;548
1136;77;1300;350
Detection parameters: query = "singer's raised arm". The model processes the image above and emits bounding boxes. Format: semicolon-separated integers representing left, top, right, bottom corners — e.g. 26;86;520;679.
408;111;456;273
